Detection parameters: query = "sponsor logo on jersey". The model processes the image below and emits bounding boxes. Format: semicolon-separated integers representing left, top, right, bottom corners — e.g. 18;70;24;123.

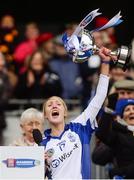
47;148;55;157
57;140;66;151
67;132;76;142
51;143;78;168
2;158;40;168
51;159;60;168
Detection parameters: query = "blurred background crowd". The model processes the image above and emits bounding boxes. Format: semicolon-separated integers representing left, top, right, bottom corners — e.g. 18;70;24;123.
0;0;134;178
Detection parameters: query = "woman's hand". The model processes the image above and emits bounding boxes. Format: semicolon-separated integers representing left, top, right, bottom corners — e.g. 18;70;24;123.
40;75;46;85
99;46;117;62
44;152;50;163
98;47;117;76
27;71;35;87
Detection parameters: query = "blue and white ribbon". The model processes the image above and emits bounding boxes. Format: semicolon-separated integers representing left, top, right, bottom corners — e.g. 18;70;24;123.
91;11;123;33
62;9;123;54
62;9;102;53
72;8;102;36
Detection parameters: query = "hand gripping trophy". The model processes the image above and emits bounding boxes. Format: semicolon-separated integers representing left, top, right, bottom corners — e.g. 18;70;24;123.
62;9;131;70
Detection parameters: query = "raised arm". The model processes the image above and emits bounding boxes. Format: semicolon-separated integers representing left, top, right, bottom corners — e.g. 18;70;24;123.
72;47;117;129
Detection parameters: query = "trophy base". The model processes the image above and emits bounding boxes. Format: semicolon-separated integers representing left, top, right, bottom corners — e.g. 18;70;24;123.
115;45;131;71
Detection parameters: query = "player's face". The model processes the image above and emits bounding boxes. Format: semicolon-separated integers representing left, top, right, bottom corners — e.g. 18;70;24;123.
123;105;134;125
44;97;67;125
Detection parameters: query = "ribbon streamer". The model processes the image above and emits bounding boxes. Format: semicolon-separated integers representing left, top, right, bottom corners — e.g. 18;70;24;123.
72;8;102;36
62;9;123;54
91;11;123;33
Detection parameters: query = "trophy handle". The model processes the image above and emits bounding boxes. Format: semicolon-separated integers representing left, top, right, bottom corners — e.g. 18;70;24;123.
112;45;131;71
93;44;131;71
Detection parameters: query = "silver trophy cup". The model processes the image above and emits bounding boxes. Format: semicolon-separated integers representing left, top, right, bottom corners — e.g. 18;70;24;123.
73;29;131;70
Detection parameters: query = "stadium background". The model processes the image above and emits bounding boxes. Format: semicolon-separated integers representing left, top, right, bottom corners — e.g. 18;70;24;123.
0;0;134;178
1;0;133;45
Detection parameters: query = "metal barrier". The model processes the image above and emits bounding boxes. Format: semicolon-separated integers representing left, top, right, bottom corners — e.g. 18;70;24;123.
6;98;81;117
8;98;81;105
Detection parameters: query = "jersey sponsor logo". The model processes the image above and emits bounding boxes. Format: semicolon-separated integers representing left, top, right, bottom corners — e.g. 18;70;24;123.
2;158;40;168
67;132;76;142
57;140;66;151
47;148;55;157
51;143;78;168
51;159;60;168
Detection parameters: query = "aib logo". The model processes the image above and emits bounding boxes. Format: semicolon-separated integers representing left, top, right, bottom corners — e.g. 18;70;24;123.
57;140;66;151
2;158;40;168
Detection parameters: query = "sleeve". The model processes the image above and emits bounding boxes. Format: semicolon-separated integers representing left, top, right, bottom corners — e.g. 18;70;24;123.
95;111;117;146
92;141;114;166
14;43;29;63
71;74;109;129
109;163;134;179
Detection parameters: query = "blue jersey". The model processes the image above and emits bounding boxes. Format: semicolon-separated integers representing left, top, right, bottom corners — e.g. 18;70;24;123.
41;74;109;179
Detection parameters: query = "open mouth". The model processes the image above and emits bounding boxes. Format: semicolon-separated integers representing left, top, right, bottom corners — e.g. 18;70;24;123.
52;111;59;118
129;116;134;120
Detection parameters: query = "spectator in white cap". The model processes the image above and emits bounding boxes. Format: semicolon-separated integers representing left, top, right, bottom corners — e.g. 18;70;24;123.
108;79;134;99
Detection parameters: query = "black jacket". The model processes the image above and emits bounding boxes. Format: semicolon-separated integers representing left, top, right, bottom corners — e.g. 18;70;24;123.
15;69;62;99
96;112;134;179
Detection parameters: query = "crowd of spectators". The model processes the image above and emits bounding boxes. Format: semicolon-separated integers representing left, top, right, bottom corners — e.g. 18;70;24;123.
0;13;134;179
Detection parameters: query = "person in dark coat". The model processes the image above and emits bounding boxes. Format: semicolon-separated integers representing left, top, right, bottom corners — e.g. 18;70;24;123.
96;99;134;179
15;50;62;99
92;79;134;168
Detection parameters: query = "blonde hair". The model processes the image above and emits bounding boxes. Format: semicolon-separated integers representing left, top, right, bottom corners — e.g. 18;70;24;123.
20;108;44;125
43;96;68;116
